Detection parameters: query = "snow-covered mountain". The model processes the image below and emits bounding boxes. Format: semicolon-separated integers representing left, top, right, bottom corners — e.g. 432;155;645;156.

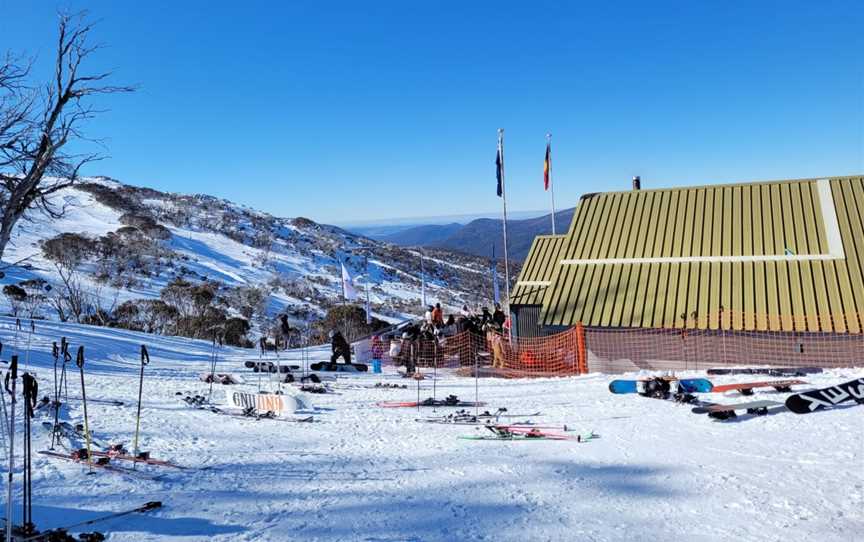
2;177;505;333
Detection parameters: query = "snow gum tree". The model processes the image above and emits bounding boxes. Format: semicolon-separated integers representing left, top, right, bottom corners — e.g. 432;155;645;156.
0;12;133;263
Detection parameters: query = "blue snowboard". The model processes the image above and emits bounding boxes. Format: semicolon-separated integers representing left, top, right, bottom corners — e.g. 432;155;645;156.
608;378;713;394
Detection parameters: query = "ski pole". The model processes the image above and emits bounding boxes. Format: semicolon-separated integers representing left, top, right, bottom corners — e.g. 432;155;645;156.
21;372;37;535
207;333;217;401
132;345;149;464
23;320;33;373
75;347;94;474
5;355;19;542
0;342;7;449
12;319;20;357
18;501;162;542
61;338;71;405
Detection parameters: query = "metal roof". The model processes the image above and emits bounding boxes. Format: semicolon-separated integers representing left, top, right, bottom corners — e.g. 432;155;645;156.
518;175;864;333
511;235;564;305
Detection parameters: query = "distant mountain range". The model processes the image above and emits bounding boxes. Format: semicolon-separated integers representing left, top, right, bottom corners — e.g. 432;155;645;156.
360;208;576;261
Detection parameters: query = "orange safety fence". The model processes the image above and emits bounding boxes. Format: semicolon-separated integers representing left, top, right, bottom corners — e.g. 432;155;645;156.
354;325;586;378
353;313;863;378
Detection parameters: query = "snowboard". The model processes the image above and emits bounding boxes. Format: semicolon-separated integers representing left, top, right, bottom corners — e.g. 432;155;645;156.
608;377;713;394
691;400;784;420
784;378;864;414
244;361;299;373
707;367;823;376
225;390;311;414
310;362;368;372
711;379;806;395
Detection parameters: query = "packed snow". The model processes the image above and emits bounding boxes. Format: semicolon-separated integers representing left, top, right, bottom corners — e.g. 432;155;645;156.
0;315;860;541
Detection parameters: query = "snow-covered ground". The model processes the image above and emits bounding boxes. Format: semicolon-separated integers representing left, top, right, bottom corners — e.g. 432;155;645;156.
0;315;860;541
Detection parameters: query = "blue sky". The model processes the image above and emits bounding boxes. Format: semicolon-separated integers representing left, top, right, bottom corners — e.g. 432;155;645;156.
2;1;862;224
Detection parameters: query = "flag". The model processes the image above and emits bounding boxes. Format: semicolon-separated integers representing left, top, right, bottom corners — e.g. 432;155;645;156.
341;262;358;301
365;296;372;324
491;246;500;304
543;141;551;191
495;143;503;197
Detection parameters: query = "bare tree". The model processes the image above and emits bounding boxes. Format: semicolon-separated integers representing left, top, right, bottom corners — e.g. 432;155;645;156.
0;12;133;262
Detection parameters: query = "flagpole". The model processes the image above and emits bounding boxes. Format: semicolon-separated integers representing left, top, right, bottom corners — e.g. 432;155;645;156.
364;254;371;325
547;132;557;235
498;128;512;341
419;249;426;308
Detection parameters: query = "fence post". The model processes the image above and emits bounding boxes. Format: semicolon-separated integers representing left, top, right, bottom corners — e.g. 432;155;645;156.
575;322;587;374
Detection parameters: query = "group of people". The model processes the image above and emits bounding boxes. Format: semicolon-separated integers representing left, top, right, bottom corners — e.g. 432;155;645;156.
386;302;509;374
423;302;508;336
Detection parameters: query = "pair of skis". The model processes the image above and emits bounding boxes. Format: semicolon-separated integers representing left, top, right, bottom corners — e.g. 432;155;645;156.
378;395;487;408
416;408;542;424
460;425;597;442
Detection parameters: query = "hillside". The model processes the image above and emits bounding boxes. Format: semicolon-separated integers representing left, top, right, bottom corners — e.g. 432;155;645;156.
370;208;576;261
1;177;507;341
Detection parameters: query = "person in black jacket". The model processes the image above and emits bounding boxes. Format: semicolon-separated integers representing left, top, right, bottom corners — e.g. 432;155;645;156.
492;303;506;329
329;330;351;365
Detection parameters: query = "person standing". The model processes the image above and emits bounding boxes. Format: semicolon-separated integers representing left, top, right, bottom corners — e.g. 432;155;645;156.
431;303;444;327
492;303;506;329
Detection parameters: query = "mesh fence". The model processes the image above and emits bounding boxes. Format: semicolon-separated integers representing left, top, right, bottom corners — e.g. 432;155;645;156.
354;313;862;377
355;326;586;378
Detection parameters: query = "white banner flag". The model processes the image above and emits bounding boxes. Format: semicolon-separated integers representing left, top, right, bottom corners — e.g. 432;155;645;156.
341;262;358;301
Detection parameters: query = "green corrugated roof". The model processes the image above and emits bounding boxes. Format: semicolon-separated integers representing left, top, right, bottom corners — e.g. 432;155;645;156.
511;235;565;305
513;175;864;333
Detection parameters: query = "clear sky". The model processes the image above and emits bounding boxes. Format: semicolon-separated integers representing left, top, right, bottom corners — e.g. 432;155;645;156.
2;1;862;224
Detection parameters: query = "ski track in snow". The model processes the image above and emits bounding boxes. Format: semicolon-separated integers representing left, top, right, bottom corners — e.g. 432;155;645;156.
0;316;860;541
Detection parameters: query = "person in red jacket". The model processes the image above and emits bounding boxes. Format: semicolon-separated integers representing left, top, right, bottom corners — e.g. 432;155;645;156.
431;303;444;327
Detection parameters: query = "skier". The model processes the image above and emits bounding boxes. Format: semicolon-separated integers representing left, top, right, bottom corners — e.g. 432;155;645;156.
329;330;351;367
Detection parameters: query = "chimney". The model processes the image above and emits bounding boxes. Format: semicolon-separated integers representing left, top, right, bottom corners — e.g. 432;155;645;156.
632;176;641;190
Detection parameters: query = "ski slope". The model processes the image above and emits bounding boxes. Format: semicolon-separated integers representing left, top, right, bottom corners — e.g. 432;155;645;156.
0;315;860;541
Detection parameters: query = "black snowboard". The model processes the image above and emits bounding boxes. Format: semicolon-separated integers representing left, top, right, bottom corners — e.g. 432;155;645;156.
244;361;299;373
784;378;864;414
310;362;368;372
707;367;823;376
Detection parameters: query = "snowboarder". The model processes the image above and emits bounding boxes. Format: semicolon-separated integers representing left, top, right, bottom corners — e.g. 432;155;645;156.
329;330;351;366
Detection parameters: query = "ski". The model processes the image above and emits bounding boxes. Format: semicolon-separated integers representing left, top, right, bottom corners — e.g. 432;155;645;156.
711;379;807;395
416;409;542;422
179;394;314;422
37;450;158;479
460;426;597;442
785;378;864;414
691;400;785;420
707;367;824;376
212;407;315;423
18;501;162;542
378;395;487;408
67;397;124;407
41;421;111;454
89;446;187;470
